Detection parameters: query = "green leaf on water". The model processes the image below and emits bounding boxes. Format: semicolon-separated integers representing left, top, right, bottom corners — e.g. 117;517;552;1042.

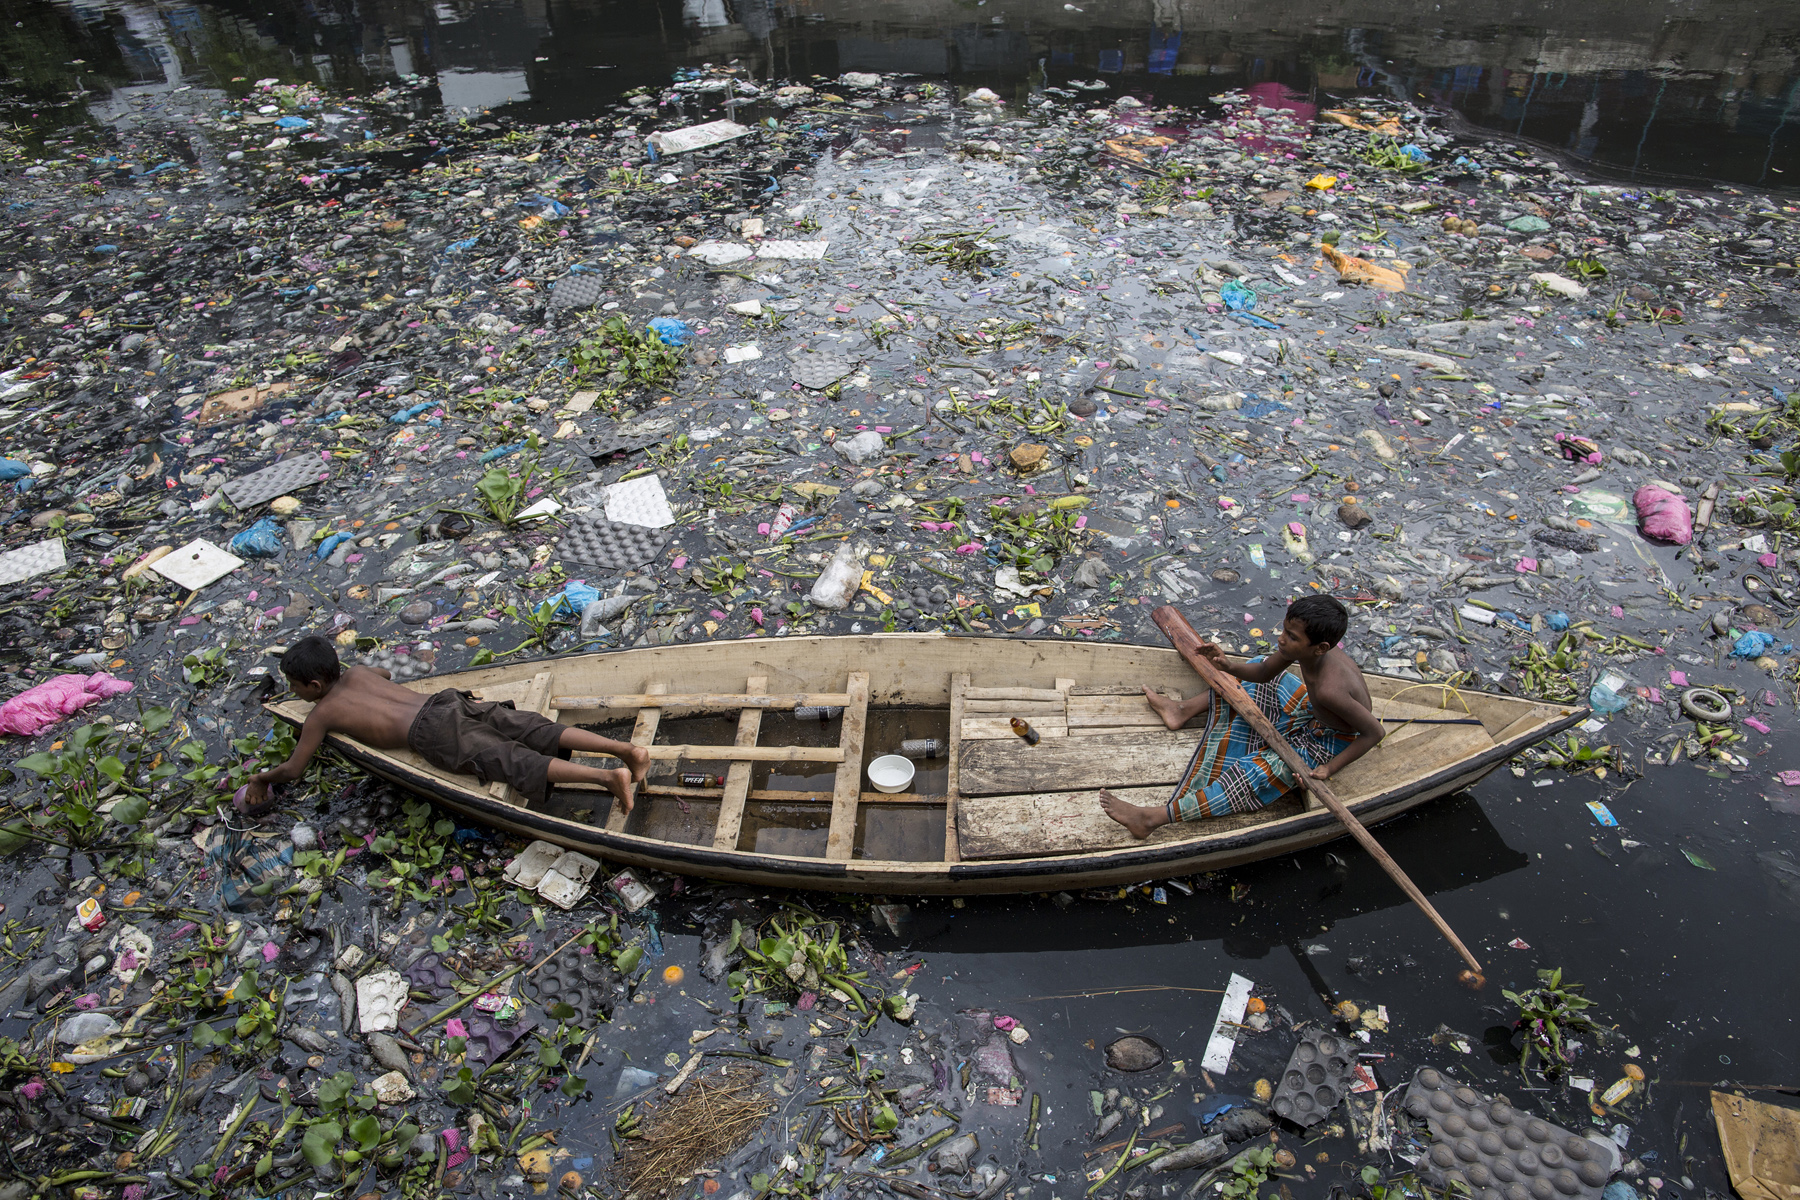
349;1114;382;1151
302;1121;342;1167
1682;847;1715;870
109;796;150;825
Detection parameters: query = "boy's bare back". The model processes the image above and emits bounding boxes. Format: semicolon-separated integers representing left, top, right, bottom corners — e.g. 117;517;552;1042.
306;664;429;750
1299;647;1375;737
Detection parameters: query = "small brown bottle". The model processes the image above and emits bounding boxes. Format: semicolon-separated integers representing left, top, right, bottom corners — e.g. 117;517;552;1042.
679;772;724;787
1010;717;1040;746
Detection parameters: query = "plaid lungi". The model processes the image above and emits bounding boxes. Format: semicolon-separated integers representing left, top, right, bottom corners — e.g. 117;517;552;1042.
1166;668;1355;821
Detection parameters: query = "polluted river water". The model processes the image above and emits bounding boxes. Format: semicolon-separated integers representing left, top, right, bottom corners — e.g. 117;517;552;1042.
0;0;1797;1198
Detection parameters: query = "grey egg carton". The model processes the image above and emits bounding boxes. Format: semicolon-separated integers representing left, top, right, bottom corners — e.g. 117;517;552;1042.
580;423;663;461
221;456;329;508
1406;1068;1619;1200
360;648;435;681
790;352;857;391
549;273;605;312
557;513;670;570
525;949;618;1027
1271;1031;1355;1126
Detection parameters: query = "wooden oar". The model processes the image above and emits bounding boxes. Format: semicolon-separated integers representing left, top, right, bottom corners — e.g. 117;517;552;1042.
1151;605;1485;981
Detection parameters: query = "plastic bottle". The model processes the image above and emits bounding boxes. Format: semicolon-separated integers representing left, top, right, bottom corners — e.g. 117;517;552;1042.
793;706;846;721
900;738;946;759
1010;717;1040;745
768;501;798;540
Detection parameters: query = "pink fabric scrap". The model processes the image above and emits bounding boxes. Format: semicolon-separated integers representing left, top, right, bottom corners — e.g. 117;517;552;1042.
445;1017;468;1037
993;1015;1019;1031
1761;553;1780;569
1633;485;1693;545
1669;670;1689;687
0;672;134;736
1745;716;1772;734
1516;557;1539;573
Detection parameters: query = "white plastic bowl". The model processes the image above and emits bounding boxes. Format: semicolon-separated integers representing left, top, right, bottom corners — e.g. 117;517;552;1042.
867;754;916;794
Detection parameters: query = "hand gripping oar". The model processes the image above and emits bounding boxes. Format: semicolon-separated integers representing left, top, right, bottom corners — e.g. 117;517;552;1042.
1152;605;1486;982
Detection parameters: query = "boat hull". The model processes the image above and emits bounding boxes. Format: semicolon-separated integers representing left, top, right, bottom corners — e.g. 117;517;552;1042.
270;633;1584;895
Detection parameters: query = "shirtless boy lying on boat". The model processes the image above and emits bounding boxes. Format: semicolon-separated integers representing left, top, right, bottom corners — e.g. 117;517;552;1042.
239;635;649;816
1100;596;1383;838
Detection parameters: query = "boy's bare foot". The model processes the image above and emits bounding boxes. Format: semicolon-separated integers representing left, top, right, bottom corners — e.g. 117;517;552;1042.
601;767;636;815
1099;788;1169;839
620;743;651;784
1142;687;1191;731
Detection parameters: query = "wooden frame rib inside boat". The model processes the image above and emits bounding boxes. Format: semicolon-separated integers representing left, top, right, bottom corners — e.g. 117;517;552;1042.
267;633;1585;895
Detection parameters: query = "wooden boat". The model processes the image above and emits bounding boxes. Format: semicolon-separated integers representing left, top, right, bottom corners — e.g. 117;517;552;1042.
267;633;1585;895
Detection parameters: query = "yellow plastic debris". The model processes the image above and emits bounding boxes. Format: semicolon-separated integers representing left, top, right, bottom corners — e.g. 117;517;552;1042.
1304;174;1339;190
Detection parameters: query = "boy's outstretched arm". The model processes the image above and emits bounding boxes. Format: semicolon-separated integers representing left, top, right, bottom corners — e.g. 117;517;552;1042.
253;713;331;788
1307;686;1386;780
1201;641;1289;684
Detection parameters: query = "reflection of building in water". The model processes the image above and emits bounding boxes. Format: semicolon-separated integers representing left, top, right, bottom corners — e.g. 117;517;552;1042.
30;0;1797;184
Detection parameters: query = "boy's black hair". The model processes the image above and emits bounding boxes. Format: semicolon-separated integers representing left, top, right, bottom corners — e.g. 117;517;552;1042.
1286;595;1349;648
280;635;342;685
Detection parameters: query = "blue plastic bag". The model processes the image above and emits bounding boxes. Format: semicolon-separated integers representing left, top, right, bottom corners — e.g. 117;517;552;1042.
230;518;287;559
275;116;312;129
391;400;436;424
1732;630;1788;658
648;318;693;347
0;458;30;481
551;581;601;618
315;531;353;560
1588;683;1629;715
1545;611;1571;631
1220;279;1257;311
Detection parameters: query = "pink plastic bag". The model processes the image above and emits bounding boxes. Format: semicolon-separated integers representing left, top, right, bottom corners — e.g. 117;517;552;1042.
1633;486;1693;545
0;672;134;737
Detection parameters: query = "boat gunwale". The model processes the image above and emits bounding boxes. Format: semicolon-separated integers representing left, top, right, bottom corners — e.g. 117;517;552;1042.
265;634;1585;885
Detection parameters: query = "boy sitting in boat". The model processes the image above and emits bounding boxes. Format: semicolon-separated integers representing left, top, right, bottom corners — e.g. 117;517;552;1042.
239;635;650;816
1100;596;1383;838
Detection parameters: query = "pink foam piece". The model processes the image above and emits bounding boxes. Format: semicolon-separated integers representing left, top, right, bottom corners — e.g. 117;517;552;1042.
0;672;134;736
1670;670;1688;687
1745;716;1772;734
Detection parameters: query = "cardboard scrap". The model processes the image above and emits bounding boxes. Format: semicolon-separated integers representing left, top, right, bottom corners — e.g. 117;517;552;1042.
1712;1091;1800;1200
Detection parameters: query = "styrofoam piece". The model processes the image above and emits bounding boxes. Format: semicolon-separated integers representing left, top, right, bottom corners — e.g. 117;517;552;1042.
688;242;754;266
755;240;829;261
503;839;564;889
221;456;328;508
791;352;857;390
1406;1068;1618;1200
356;968;407;1033
1201;973;1254;1074
0;537;66;586
1272;1031;1355;1126
723;344;763;364
604;474;675;529
538;850;600;909
581;423;662;460
149;539;243;591
516;497;563;521
648;119;751;154
558;513;670;569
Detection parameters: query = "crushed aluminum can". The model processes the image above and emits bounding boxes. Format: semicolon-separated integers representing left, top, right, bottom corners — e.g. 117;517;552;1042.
77;897;104;931
608;869;655;913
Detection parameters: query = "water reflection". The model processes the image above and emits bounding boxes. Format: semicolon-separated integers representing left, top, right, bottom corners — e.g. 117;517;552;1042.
6;0;1796;185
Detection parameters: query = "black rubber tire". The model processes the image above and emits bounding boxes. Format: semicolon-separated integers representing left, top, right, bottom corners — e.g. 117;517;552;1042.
1679;687;1732;722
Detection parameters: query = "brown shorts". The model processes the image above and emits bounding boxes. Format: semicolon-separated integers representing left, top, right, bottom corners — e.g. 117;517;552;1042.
407;690;567;804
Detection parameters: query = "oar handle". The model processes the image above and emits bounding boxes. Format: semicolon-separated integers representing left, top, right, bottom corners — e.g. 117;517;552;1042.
1151;605;1484;977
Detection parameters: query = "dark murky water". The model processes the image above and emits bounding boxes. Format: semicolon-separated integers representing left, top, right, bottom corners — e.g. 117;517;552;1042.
4;0;1797;187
